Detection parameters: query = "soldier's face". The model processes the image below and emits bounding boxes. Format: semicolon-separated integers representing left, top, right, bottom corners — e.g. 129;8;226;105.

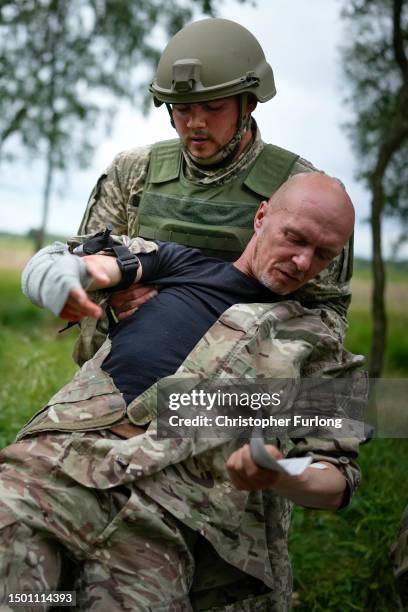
252;201;345;295
172;97;240;159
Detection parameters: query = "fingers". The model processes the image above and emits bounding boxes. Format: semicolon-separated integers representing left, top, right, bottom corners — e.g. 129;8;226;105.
60;287;103;321
59;282;157;323
109;284;158;318
116;307;138;321
109;284;158;307
59;306;82;321
226;444;283;491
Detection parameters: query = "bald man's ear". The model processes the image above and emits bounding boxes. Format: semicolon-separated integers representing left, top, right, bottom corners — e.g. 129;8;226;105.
254;200;269;234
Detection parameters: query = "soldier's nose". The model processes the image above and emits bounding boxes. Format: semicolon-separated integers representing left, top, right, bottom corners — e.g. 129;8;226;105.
186;109;207;129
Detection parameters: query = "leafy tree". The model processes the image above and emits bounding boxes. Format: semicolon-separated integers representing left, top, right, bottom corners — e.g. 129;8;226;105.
0;0;222;250
341;0;408;376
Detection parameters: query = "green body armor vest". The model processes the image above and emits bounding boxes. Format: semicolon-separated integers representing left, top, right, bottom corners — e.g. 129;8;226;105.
136;139;299;260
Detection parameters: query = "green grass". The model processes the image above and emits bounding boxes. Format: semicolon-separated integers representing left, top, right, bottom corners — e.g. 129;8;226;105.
290;439;408;611
0;270;77;446
353;267;408;284
345;274;408;375
0;261;407;611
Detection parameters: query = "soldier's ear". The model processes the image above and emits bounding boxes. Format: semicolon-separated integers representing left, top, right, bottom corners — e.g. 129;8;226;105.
254;201;268;234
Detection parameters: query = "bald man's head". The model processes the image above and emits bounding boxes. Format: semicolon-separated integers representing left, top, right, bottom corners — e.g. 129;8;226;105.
266;172;355;245
235;172;355;294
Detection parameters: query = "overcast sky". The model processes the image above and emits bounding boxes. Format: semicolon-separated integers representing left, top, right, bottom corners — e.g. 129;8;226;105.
0;0;404;258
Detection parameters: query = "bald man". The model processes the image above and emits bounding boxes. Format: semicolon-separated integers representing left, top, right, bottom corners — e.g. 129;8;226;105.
7;173;360;610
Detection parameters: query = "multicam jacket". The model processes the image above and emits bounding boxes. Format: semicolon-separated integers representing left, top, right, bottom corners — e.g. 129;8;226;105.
19;239;364;610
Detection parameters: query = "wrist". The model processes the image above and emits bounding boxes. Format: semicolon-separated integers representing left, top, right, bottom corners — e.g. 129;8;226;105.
269;471;308;494
74;226;139;291
83;254;121;289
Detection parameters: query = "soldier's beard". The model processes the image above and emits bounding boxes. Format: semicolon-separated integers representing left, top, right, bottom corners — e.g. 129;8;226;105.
183;100;252;168
183;121;248;168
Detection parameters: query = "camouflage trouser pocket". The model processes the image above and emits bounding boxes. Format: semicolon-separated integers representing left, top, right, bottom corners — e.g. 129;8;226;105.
91;485;133;547
17;344;127;439
90;484;192;559
83;485;196;611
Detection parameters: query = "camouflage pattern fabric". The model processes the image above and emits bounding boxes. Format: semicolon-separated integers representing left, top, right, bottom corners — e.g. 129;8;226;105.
74;126;352;365
0;432;195;611
7;300;363;610
392;504;408;607
0;430;283;610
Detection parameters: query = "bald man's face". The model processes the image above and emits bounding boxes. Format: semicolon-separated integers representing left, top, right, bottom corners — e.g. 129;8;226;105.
251;198;349;294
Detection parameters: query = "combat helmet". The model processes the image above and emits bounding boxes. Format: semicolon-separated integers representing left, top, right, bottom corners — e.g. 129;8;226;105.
150;18;275;105
149;18;276;165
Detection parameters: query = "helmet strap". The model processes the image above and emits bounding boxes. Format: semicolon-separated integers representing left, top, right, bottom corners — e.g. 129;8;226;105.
165;103;175;128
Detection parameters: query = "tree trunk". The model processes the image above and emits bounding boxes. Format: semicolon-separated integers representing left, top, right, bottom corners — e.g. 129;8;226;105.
33;1;64;253
0;107;28;163
369;175;386;378
34;142;54;252
368;0;408;377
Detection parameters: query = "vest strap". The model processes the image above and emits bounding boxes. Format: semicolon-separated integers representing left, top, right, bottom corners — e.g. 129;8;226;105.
244;144;299;198
139;224;251;253
149;139;182;183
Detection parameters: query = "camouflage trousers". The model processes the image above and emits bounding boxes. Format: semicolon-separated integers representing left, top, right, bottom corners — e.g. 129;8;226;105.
0;432;273;612
0;431;197;611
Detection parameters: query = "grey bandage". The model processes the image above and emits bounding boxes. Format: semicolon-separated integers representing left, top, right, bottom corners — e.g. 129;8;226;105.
21;242;92;316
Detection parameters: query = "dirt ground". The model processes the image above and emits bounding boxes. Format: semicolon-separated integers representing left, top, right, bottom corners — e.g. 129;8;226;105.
0;248;31;270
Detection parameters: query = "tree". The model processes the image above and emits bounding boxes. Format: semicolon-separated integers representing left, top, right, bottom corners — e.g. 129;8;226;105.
0;0;222;250
340;0;408;376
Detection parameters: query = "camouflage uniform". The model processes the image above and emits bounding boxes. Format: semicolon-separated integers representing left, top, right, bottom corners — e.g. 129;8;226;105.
8;126;356;609
74;126;353;365
0;295;363;610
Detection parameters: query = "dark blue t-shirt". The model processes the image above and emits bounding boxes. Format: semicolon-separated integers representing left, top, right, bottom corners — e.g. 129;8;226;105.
102;242;277;404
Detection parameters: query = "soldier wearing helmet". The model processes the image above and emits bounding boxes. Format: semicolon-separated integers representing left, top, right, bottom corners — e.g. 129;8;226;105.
76;17;353;365
150;17;275;167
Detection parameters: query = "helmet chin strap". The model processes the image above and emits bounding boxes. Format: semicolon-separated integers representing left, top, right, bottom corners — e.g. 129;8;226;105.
167;94;252;168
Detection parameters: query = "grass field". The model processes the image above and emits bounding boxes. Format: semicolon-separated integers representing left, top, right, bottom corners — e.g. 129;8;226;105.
0;268;78;447
346;275;408;376
0;241;407;610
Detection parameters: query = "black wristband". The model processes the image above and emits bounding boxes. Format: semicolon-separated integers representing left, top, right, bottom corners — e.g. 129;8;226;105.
106;245;140;292
73;224;116;255
72;225;139;291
